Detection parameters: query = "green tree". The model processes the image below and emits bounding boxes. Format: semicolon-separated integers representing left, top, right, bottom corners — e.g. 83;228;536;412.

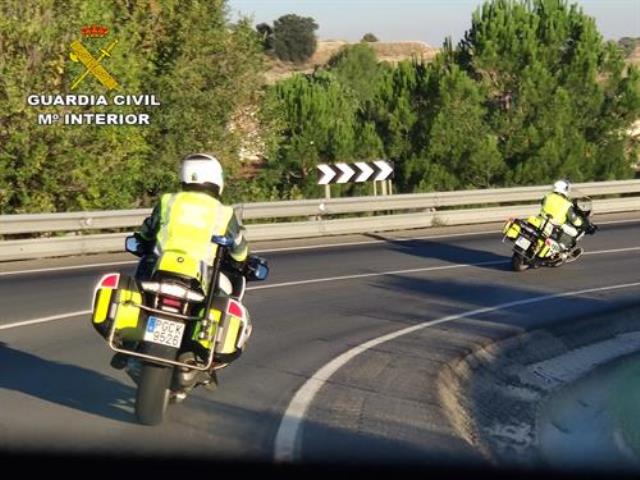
261;71;361;196
0;0;265;213
256;22;274;52
361;33;379;43
327;43;384;103
456;0;640;186
260;0;640;199
273;14;318;63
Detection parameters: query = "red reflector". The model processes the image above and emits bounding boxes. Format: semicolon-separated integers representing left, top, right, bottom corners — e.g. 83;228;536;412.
100;273;120;289
162;297;182;308
227;300;244;318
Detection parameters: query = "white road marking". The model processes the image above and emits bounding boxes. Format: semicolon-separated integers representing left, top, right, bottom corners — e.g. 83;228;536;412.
272;281;640;463
2;245;640;330
0;261;137;277
0;260;508;331
0;310;91;331
248;260;508;291
585;246;640;256
0;231;497;277
1;217;638;276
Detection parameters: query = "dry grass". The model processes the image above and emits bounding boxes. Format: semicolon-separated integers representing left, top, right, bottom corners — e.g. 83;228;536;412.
628;45;640;66
264;40;440;84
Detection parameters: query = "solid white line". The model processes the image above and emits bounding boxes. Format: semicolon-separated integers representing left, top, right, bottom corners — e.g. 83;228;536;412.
248;246;640;291
1;217;638;277
0;231;496;278
247;260;508;291
3;245;639;330
0;310;91;331
0;260;508;331
253;230;498;253
584;246;640;256
597;218;640;226
252;217;640;253
0;261;136;278
272;281;640;463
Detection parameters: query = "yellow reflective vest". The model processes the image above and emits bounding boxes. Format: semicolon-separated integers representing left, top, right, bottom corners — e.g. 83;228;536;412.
540;192;582;227
138;191;248;282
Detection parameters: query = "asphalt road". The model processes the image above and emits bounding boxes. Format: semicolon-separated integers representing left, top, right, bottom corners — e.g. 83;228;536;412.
1;215;640;466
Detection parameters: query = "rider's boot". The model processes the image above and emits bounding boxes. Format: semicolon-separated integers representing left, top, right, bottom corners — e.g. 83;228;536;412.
110;352;129;370
570;247;584;259
204;370;218;391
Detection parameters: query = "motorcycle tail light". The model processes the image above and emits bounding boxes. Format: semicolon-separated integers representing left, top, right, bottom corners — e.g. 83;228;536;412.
161;297;182;308
227;299;244;318
99;273;120;289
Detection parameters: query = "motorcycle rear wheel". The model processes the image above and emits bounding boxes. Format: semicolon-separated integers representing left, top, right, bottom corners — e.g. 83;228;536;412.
136;362;172;425
511;253;529;272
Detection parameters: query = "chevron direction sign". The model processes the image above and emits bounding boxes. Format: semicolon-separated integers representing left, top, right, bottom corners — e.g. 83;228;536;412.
317;160;394;185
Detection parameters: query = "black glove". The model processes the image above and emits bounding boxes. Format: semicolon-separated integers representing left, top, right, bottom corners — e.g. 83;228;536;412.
133;232;155;256
586;223;598;235
221;251;246;273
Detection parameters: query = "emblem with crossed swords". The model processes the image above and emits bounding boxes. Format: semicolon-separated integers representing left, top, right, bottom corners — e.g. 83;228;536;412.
69;39;120;91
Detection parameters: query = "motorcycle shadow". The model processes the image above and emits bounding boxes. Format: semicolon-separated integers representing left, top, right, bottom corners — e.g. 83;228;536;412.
0;342;136;423
363;233;512;272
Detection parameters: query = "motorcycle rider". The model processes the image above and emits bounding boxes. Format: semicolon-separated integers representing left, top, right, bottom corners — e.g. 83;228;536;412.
539;179;596;253
111;153;250;370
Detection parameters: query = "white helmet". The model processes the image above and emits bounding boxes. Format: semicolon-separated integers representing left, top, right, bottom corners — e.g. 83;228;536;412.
553;179;570;196
180;153;224;195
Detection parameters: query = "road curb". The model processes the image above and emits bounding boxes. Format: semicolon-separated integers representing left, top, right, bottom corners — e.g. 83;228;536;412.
437;301;640;468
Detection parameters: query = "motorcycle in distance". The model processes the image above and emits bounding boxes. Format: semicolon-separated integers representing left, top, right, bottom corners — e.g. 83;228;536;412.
502;196;598;272
90;234;269;425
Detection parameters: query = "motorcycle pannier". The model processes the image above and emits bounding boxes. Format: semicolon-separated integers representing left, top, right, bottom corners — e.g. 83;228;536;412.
91;274;146;341
211;297;251;362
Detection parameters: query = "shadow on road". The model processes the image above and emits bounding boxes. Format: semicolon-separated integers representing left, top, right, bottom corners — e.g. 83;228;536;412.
0;342;135;423
364;273;616;333
363;232;512;272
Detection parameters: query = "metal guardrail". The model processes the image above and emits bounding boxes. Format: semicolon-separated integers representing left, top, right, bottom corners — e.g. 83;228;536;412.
2;180;640;262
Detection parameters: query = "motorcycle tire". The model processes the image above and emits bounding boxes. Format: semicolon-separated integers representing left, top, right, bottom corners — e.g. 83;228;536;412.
511;253;529;272
136;362;172;426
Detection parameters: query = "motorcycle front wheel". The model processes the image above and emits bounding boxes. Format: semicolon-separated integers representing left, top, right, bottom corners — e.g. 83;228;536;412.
511;252;529;272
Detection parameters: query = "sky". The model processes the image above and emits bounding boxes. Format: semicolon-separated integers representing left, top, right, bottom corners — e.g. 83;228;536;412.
227;0;640;47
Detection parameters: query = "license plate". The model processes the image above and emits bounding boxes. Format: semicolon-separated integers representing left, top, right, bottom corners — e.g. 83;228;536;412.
515;236;531;250
143;316;185;348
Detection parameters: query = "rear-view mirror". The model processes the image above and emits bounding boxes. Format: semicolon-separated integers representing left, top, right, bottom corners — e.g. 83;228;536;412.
125;235;140;255
246;256;269;281
253;264;269;281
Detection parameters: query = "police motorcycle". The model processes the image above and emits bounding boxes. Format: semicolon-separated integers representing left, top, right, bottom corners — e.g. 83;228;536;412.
502;196;597;272
91;233;269;425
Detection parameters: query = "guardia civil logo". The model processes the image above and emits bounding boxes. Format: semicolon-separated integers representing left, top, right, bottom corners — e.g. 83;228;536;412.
28;24;161;126
69;25;119;91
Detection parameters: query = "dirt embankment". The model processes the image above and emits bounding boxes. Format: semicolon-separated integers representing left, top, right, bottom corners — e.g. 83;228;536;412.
628;45;640;66
264;40;440;84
